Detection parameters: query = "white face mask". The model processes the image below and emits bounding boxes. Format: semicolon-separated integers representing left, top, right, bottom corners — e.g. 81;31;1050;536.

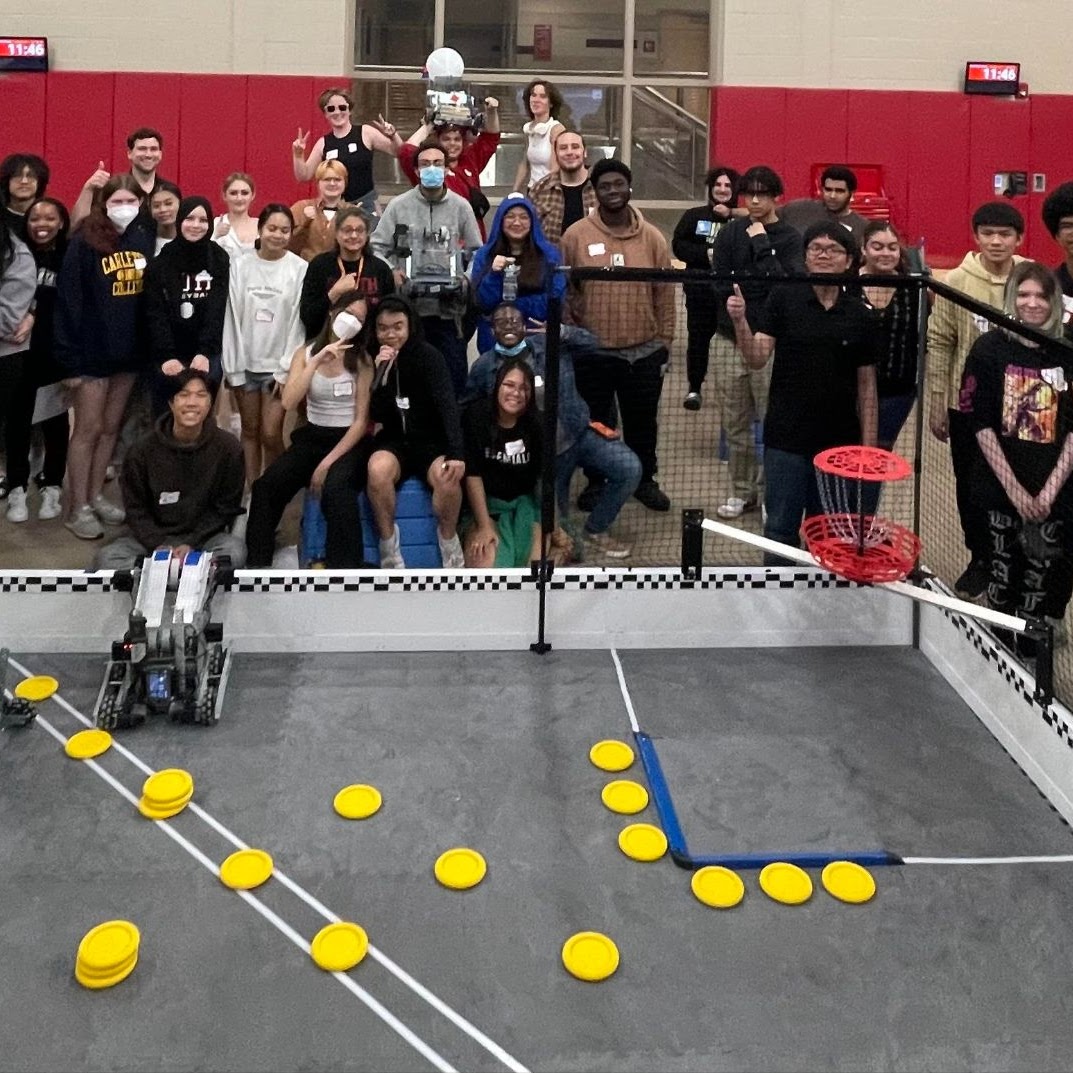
107;204;140;231
332;311;363;341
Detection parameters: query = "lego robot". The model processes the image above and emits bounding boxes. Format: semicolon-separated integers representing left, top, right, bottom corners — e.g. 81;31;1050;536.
1;648;37;730
93;549;234;730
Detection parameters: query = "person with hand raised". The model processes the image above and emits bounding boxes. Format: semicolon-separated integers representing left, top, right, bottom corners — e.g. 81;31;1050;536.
291;86;402;226
245;294;375;568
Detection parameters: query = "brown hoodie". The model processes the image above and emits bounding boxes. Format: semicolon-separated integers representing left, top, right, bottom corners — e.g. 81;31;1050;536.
559;205;675;350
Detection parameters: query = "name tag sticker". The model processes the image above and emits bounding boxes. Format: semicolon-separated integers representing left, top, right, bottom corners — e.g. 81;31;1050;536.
534;375;544;388
695;220;713;236
587;242;606;256
325;149;339;160
611;252;625;267
179;301;194;319
348;143;358;153
158;491;180;505
133;257;147;271
396;396;410;411
971;313;991;333
255;308;275;323
1042;366;1068;392
504;439;525;457
332;379;354;396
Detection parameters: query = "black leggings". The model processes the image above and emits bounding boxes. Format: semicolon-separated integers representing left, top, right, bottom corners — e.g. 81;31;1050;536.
0;354;69;490
246;424;371;568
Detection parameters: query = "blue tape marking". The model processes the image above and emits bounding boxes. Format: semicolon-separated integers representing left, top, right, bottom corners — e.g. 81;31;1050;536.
634;731;690;863
633;730;904;872
689;850;903;871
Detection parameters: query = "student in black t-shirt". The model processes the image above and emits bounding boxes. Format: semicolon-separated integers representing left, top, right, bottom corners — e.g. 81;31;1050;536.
1041;182;1073;319
461;357;543;568
959;261;1073;650
726;221;878;562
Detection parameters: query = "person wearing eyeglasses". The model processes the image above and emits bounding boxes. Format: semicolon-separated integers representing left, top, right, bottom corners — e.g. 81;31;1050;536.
289;160;351;263
291;87;402;227
299;205;395;340
725;221;879;564
711;165;804;521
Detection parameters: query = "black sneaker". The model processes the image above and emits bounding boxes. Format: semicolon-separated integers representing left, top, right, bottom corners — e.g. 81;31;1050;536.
954;559;989;599
0;475;8;501
577;480;605;513
634;479;670;512
683;391;702;411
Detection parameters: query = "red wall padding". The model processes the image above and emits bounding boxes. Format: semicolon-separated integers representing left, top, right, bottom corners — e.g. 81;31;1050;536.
5;71;1073;262
712;85;1073;264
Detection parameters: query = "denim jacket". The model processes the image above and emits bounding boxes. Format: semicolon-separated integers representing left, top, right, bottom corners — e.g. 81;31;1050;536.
463;325;600;454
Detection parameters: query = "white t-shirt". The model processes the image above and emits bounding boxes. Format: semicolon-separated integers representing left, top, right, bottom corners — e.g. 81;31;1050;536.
523;119;558;189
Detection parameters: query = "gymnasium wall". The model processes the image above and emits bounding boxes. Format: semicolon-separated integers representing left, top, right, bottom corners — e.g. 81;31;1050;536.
0;0;350;75
709;86;1073;266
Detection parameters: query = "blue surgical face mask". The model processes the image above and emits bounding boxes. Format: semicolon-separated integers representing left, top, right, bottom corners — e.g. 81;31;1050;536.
495;339;528;357
419;165;445;190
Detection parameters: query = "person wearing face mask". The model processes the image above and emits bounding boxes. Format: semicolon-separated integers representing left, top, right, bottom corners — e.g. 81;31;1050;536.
244;295;374;568
299;205;395;339
2;197;70;522
672;165;742;412
370;140;482;397
143;196;231;418
55;174;155;540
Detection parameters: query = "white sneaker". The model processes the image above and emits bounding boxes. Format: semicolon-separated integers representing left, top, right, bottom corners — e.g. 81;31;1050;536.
438;531;465;569
715;497;757;520
378;524;405;569
38;485;62;520
584;529;631;559
92;493;125;525
65;504;104;540
6;486;28;523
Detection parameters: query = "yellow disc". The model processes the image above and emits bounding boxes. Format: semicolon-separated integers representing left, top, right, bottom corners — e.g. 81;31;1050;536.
219;848;274;891
75;952;138;990
76;919;140;973
333;784;383;820
433;847;487;890
561;931;620;982
758;861;813;906
310;922;369;972
600;779;649;815
137;789;193;820
821;860;876;905
141;768;194;807
617;822;668;862
76;947;138;981
64;728;113;760
588;739;635;773
691;866;745;909
14;675;58;702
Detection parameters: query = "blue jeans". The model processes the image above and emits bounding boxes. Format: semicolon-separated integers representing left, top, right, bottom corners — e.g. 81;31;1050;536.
763;448;823;565
556;429;641;535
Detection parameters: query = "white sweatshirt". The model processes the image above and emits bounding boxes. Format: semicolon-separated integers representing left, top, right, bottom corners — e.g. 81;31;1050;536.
222;250;307;387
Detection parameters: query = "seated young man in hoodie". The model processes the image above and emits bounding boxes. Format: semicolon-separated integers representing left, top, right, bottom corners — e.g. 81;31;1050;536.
93;369;246;571
463;303;641;559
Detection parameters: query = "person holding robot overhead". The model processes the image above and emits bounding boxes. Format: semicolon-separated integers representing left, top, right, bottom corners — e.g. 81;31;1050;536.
401;48;501;240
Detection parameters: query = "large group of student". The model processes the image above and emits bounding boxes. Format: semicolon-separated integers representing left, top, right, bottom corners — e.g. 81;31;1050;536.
2;78;1073;648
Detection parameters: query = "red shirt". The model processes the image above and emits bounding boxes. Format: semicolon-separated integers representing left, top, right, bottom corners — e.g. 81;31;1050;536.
398;131;500;239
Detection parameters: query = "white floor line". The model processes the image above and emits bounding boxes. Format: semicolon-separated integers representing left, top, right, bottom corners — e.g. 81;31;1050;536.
903;855;1073;865
10;658;530;1073
609;648;640;733
27;706;457;1073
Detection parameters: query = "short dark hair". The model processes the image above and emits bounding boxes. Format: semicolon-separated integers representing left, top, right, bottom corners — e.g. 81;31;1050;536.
416;138;445;161
590;157;631;187
150;180;182;203
522;79;564;121
317;86;353;112
167;367;213;399
126;127;163;150
821;165;857;193
738;166;783;198
1041;182;1073;238
257;203;294;230
0;153;50;204
374;294;424;341
972;201;1025;235
803;220;859;266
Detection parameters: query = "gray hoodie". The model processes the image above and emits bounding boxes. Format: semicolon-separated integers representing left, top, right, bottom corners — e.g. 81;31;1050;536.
371;186;482;318
0;236;37;360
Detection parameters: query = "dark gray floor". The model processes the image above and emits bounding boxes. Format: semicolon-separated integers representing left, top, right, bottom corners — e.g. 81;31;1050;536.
3;647;1073;1073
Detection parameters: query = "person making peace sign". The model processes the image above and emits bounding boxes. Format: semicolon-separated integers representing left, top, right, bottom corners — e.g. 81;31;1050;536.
292;86;402;228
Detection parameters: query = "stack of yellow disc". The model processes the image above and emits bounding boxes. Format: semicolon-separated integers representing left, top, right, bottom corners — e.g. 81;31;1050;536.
75;919;140;989
138;768;194;820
